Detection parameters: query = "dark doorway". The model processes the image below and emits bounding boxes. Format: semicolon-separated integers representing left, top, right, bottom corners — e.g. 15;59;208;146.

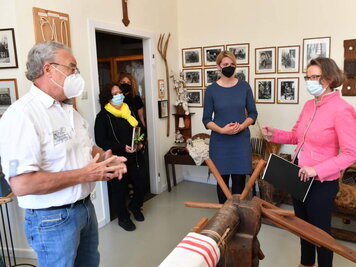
95;31;154;221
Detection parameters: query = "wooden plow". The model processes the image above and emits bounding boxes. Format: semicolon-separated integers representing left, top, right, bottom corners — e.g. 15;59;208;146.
161;158;356;266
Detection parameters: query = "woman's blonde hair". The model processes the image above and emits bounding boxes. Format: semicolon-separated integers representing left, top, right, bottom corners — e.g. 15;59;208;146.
117;72;139;97
216;50;237;66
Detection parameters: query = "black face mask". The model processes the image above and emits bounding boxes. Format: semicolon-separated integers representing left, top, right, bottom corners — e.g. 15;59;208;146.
119;83;132;94
221;66;236;78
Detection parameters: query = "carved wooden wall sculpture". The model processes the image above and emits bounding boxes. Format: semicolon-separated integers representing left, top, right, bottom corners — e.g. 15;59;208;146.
33;7;71;47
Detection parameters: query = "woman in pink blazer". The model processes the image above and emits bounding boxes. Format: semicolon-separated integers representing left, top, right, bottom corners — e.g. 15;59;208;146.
262;57;356;267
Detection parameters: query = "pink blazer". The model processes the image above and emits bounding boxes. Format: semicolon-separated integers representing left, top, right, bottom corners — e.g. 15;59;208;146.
270;91;356;182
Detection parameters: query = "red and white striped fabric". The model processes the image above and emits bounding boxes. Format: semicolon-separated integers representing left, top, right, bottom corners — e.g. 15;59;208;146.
159;232;220;267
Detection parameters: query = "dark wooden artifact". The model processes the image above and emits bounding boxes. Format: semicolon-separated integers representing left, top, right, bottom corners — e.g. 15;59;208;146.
197;196;263;267
121;0;130;26
185;159;356;265
342;39;356;96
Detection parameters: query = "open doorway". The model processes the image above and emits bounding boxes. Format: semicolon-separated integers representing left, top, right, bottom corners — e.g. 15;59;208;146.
88;21;160;227
95;31;155;221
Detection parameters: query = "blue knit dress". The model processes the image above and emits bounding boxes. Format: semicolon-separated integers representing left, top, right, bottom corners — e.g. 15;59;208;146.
202;80;258;175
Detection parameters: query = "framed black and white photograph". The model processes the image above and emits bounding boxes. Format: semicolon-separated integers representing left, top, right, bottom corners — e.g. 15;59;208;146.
255;47;276;74
277;77;299;104
235;66;249;83
0;79;18;116
182;47;202;68
157;79;165;99
226;43;249;65
183;68;202;87
158;100;168;118
277;45;300;73
186;89;203;108
0;28;18;69
203;45;224;66
254;78;275;104
302;37;331;72
204;68;219;86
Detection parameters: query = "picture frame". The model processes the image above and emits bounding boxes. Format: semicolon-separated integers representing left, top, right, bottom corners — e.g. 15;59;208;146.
254;78;275;104
226;43;249;65
182;68;203;87
203;45;224;66
182;47;202;68
158;100;168;118
277;77;299;104
204;68;219;86
0;79;19;117
157;79;165;99
235;66;250;83
302;37;331;72
277;45;300;73
0;28;18;69
255;47;276;74
186;89;203;108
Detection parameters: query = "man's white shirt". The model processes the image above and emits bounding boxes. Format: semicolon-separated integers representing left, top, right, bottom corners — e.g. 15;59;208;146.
0;84;95;209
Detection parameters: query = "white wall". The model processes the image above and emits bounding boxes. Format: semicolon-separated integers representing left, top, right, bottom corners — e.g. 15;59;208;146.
175;0;356;183
0;0;178;258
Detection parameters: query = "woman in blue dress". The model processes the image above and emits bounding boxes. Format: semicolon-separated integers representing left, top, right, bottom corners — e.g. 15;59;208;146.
203;51;258;203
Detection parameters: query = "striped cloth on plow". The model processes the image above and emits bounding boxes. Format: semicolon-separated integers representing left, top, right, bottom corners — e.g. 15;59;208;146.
159;232;220;267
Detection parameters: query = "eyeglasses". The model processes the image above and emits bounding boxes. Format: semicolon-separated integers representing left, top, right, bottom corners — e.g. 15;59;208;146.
304;75;321;81
220;63;236;68
50;62;80;74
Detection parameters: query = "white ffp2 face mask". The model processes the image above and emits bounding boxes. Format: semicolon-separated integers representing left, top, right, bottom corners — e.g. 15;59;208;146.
63;74;85;98
51;67;85;98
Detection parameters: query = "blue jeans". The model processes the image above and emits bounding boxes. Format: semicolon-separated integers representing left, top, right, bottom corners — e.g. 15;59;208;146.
24;199;100;267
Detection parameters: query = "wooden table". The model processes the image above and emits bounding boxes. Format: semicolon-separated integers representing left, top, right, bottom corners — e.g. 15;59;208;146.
164;151;206;192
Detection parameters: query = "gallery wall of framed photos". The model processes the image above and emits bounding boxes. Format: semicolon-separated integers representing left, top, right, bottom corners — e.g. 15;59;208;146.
181;36;331;107
181;43;251;108
253;36;330;105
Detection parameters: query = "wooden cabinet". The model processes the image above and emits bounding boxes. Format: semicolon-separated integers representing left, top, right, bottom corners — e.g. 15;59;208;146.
173;113;194;141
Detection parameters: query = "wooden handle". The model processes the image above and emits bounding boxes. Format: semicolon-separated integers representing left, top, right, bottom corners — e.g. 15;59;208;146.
185;201;223;209
191;217;209;233
205;158;233;200
268;209;295;217
253;197;356;263
240;159;266;200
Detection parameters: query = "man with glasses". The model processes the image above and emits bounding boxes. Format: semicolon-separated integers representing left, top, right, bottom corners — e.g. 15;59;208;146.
0;41;127;267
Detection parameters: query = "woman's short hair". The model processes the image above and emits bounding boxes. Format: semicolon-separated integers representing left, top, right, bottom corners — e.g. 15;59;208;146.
307;57;345;89
25;41;71;82
99;82;119;108
216;50;237;66
117;72;139;98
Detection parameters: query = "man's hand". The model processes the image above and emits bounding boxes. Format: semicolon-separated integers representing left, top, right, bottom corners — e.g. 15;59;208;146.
85;153;127;181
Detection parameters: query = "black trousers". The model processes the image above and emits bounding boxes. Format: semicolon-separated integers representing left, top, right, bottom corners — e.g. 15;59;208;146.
217;174;246;204
111;154;147;221
292;179;339;267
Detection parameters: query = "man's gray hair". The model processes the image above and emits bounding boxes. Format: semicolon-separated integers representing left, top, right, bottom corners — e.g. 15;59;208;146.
25;41;72;81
